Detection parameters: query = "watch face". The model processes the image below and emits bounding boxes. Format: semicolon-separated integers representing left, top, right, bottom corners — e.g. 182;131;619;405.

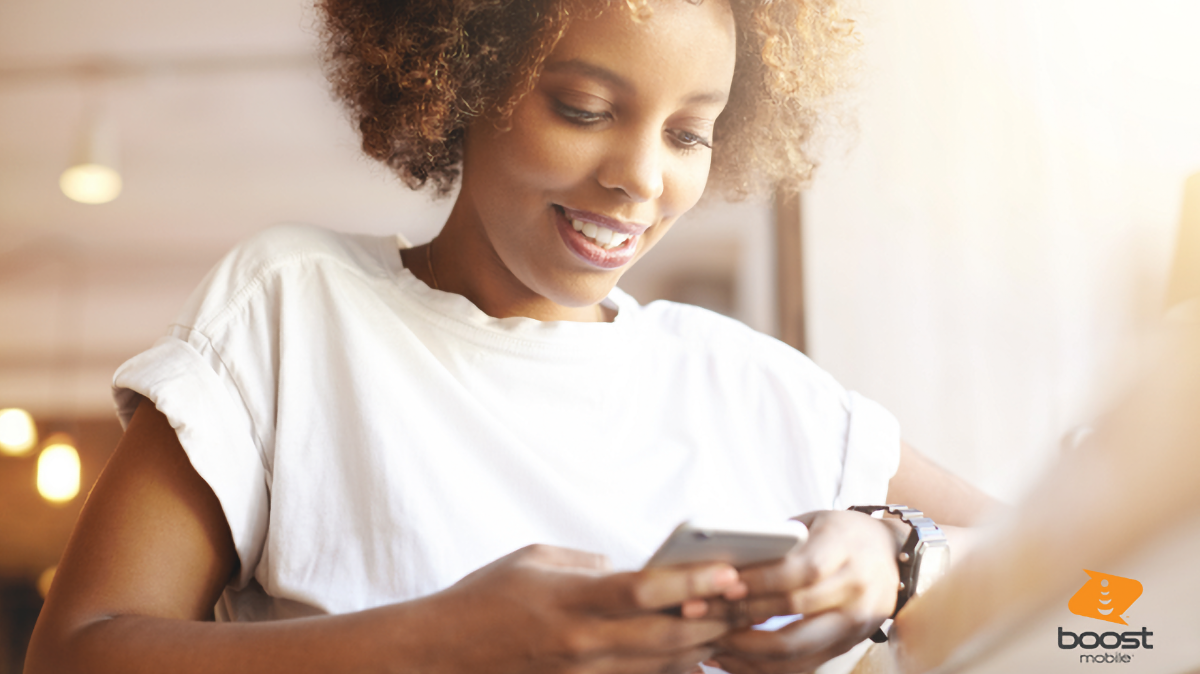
914;543;951;595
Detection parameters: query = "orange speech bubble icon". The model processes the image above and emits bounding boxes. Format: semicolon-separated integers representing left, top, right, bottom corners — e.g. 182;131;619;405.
1067;570;1143;625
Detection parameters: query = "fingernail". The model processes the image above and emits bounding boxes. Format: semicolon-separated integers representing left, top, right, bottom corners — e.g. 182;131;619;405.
723;581;748;600
681;598;709;618
712;566;738;586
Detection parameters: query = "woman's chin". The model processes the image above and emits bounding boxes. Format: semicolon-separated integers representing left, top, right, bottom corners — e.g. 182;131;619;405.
550;289;614;311
535;276;619;315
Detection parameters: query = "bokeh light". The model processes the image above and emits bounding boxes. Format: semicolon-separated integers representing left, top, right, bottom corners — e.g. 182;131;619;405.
0;408;37;456
59;163;122;204
37;566;57;599
36;438;81;503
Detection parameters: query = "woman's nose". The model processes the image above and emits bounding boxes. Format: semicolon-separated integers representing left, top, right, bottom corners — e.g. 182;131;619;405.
597;131;665;203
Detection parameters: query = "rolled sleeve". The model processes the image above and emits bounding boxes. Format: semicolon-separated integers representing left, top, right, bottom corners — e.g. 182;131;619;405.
112;335;269;590
832;391;902;509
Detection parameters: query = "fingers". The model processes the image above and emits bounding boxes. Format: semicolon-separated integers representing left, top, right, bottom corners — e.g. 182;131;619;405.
714;612;872;674
570;612;730;656
587;648;716;674
573;563;743;614
517;543;613;572
698;512;898;673
737;534;846;597
720;611;858;655
742;564;868;625
730;511;899;627
704;570;869;629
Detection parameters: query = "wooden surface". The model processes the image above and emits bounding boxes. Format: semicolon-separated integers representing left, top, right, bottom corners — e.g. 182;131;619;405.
774;190;806;352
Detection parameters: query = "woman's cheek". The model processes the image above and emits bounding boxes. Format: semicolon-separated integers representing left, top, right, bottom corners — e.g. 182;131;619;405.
502;117;597;190
665;157;711;215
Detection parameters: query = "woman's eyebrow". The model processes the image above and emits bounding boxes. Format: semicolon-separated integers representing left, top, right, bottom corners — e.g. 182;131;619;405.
543;58;729;107
543;59;633;93
683;90;729;106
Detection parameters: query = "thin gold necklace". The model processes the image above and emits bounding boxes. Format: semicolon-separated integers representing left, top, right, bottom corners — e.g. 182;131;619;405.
425;238;440;291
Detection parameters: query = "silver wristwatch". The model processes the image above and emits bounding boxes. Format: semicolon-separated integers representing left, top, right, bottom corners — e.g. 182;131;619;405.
850;505;950;642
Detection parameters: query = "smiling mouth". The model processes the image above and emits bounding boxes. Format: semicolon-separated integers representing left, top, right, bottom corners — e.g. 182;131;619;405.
557;205;649;249
553;205;644;269
568;218;632;249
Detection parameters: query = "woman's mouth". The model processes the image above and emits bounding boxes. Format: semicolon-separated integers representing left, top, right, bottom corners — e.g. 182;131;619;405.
554;206;646;270
569;218;633;249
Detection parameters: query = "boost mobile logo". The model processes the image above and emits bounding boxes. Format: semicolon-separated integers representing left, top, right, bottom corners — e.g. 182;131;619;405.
1059;570;1152;663
1068;570;1142;625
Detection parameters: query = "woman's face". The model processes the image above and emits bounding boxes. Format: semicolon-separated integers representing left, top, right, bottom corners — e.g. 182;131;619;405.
448;0;738;318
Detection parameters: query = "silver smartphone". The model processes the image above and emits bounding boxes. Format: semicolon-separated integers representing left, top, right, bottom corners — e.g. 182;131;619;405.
644;520;808;569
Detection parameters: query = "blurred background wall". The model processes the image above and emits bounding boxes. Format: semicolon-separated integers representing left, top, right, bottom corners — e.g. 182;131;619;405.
804;0;1200;501
1;0;1198;672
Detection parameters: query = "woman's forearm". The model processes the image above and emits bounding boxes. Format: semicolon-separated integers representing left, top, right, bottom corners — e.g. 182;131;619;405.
29;544;742;674
27;597;445;674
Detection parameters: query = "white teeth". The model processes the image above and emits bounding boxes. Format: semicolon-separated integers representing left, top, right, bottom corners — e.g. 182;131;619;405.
571;217;633;250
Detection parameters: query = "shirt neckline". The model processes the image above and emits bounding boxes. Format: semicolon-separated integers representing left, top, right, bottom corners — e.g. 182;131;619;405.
377;234;639;357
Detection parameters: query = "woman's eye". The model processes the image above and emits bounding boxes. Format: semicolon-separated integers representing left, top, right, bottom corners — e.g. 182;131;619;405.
668;129;713;152
554;101;610;125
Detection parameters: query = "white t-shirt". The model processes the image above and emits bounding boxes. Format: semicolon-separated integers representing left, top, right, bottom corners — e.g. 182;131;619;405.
112;223;901;622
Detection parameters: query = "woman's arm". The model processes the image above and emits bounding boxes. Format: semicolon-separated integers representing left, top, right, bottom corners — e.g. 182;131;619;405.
25;400;427;673
26;401;742;674
885;441;1000;526
886;441;1001;565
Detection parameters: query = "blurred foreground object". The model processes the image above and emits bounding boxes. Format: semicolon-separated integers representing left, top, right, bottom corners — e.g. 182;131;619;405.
827;170;1200;674
1166;172;1200;314
878;315;1200;673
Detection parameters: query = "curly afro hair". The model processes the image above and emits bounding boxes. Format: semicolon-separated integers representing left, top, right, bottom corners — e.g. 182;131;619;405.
318;0;856;199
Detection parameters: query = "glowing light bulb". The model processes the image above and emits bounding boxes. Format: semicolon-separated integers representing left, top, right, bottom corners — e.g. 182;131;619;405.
37;439;81;503
0;408;37;456
61;104;122;205
60;163;122;204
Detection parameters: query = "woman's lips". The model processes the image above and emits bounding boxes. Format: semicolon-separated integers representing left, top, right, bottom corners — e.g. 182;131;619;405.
554;206;642;270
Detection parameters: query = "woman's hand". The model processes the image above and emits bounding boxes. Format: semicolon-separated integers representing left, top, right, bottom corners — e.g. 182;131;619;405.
710;510;904;674
424;544;746;674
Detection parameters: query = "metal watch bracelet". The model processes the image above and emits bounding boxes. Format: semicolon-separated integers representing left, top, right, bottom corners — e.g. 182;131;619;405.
848;504;950;642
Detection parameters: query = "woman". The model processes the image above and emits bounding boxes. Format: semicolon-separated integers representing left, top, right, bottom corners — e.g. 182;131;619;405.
26;1;995;672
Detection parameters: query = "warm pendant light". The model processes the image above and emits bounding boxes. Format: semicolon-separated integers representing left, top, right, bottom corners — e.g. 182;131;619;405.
0;408;38;456
37;434;81;503
60;104;122;205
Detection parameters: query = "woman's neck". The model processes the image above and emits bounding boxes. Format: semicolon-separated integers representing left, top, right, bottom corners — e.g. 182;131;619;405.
401;229;612;323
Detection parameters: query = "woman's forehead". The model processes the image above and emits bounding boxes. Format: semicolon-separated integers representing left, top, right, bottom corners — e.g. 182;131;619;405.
545;0;737;101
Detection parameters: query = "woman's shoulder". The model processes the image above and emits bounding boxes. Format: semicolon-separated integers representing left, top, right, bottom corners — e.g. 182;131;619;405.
631;298;844;396
632;297;787;355
213;223;399;283
174;223;402;335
